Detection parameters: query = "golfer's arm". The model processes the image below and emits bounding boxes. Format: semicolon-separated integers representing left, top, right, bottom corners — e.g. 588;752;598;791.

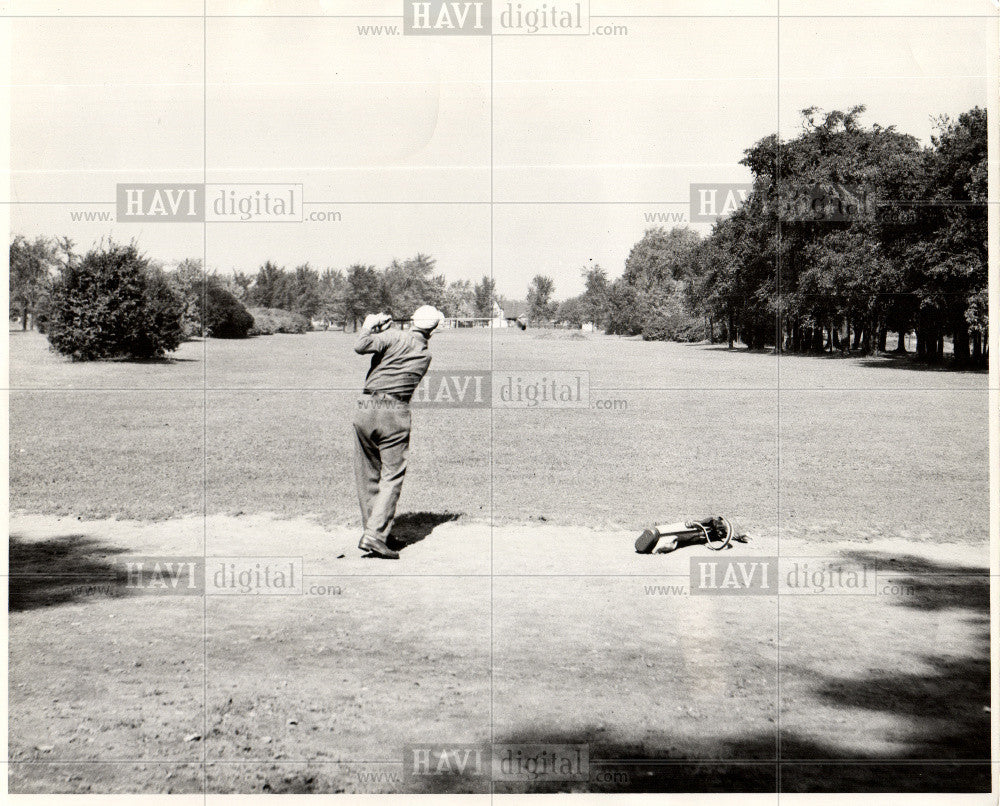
354;332;387;354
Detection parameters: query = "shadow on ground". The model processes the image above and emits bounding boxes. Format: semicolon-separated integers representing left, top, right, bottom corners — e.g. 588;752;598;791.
684;342;987;373
386;511;462;552
7;533;202;611
8;533;137;611
9;533;990;793
413;550;990;794
855;353;986;374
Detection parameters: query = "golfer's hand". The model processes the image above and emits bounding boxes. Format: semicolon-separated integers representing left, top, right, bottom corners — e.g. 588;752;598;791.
362;313;391;333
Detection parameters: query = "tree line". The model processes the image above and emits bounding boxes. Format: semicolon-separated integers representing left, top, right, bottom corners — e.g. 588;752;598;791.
589;106;987;364
218;254;508;329
9;242;509;334
10;105;986;364
8;238;533;359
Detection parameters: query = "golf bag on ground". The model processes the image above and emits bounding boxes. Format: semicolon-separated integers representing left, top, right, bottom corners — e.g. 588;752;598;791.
635;515;747;554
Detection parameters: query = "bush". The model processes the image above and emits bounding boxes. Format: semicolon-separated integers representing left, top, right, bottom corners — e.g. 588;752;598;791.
32;290;52;334
640;314;671;342
167;258;207;339
204;282;254;338
46;242;184;360
640;291;707;343
248;307;310;335
641;313;706;343
605;282;647;336
133;268;187;355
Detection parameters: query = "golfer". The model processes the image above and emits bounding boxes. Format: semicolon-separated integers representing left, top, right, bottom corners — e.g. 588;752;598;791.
352;305;444;558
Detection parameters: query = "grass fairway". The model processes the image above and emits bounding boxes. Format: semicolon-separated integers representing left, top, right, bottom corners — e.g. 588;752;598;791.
9;328;987;539
7;327;990;794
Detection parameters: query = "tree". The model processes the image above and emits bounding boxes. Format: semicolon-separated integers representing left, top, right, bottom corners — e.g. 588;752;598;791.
289;263;321;319
557;296;586;326
681;105;983;355
622;227;701;293
169;258;206;337
225;270;254;304
902;108;987;363
46;241;184;360
10;235;57;330
381;253;443;317
580;264;609;327
527;274;556;322
316;268;347;325
605;279;645;336
442;279;475;318
605;227;706;342
249;261;285;308
473;275;496;317
343;264;382;330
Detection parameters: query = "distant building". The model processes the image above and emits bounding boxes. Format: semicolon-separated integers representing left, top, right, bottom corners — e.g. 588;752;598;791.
491;300;508;328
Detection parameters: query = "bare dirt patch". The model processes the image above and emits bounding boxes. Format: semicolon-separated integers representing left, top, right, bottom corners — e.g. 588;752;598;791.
8;513;990;793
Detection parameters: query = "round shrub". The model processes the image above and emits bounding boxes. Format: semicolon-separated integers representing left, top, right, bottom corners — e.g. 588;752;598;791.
204;282;254;338
132;268;187;356
248;307;310;335
46;242;184;360
641;311;707;343
641;313;671;342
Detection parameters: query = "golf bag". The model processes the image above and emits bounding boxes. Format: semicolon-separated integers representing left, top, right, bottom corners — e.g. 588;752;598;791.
635;515;746;554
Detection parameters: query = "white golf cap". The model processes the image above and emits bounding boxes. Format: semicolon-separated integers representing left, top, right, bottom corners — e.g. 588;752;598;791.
412;305;444;331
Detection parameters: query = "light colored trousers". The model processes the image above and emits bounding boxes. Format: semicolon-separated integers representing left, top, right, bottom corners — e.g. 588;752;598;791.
352;394;412;541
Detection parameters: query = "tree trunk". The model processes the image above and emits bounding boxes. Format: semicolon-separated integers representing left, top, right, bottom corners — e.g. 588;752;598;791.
895;330;906;353
877;326;888;353
21;305;29;330
952;319;970;363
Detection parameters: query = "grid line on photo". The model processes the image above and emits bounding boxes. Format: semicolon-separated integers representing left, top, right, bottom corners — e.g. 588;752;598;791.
202;0;209;794
489;23;496;786
4;13;1000;18
7;200;1000;205
776;3;783;789
5;755;995;764
8;385;993;392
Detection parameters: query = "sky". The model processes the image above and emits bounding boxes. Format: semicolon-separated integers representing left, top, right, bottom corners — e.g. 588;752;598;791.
8;3;994;299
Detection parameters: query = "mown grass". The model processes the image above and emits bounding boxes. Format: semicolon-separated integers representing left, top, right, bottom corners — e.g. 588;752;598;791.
8;328;988;540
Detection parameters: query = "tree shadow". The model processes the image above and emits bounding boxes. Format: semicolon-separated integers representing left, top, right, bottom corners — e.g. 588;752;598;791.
386;511;462;552
9;533;133;611
836;549;989;613
781;549;989;790
683;342;987;373
478;550;990;794
855;353;986;374
682;343;767;353
103;355;199;365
